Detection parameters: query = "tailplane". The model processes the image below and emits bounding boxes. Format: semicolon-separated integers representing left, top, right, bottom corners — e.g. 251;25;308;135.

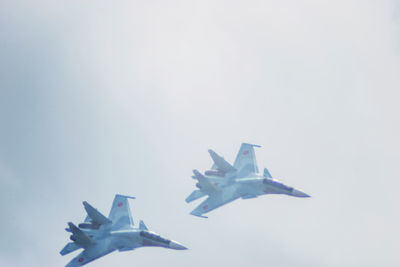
139;220;148;230
263;168;272;178
208;149;236;174
78;201;111;229
67;222;95;248
191;169;220;193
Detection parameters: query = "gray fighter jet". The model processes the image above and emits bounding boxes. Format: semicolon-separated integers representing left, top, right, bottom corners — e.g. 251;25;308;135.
61;194;187;266
186;143;310;218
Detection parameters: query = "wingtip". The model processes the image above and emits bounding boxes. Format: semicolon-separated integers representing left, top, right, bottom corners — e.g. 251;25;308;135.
116;194;136;199
242;142;261;148
190;212;208;218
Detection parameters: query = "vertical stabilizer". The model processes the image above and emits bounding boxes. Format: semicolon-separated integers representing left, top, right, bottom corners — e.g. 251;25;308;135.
139;220;148;230
233;143;261;176
264;168;272;178
109;194;135;230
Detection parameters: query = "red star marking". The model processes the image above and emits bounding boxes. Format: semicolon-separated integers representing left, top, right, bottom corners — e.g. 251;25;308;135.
117;202;123;207
203;205;208;210
243;150;249;155
78;258;84;263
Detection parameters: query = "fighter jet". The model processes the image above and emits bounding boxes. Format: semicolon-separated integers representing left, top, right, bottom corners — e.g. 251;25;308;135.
61;194;187;266
186;143;310;218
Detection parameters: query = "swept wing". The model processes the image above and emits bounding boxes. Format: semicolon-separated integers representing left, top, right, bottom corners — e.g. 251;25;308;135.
190;191;240;217
66;245;117;267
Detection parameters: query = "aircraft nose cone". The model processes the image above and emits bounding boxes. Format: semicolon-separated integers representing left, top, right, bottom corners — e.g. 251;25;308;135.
169;241;188;250
292;189;310;198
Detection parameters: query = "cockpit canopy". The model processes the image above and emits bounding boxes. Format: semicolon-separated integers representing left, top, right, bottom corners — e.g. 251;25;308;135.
263;178;293;192
140;231;170;245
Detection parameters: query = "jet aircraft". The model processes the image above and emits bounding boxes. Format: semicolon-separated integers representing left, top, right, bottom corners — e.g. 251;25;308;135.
186;143;310;218
61;194;187;266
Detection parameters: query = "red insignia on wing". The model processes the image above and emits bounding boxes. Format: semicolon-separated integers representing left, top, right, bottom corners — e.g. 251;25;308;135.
243;150;249;155
117;202;123;207
202;205;208;210
78;258;84;263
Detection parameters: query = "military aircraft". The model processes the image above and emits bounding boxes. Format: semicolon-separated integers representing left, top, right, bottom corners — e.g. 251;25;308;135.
186;143;310;218
61;194;187;266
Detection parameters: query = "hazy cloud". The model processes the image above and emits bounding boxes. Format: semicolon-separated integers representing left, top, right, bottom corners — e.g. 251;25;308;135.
1;0;399;266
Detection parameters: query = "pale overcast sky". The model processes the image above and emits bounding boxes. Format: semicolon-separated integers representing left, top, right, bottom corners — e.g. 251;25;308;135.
1;1;399;266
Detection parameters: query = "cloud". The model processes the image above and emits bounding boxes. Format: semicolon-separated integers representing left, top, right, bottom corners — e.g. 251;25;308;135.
0;0;399;266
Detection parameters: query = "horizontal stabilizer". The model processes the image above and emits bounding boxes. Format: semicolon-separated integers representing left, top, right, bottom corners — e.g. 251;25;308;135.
185;190;207;203
264;168;272;178
83;201;111;226
208;149;236;173
192;169;205;179
139;220;148;230
192;169;220;193
68;222;94;248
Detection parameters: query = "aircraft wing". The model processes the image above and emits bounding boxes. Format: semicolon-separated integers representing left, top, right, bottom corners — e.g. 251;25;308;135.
190;191;240;217
60;242;81;256
66;246;117;267
185;190;207;203
233;143;261;177
208;149;236;173
108;194;135;230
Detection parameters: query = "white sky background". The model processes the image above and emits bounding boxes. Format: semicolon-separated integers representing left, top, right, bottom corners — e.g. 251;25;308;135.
0;0;399;266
